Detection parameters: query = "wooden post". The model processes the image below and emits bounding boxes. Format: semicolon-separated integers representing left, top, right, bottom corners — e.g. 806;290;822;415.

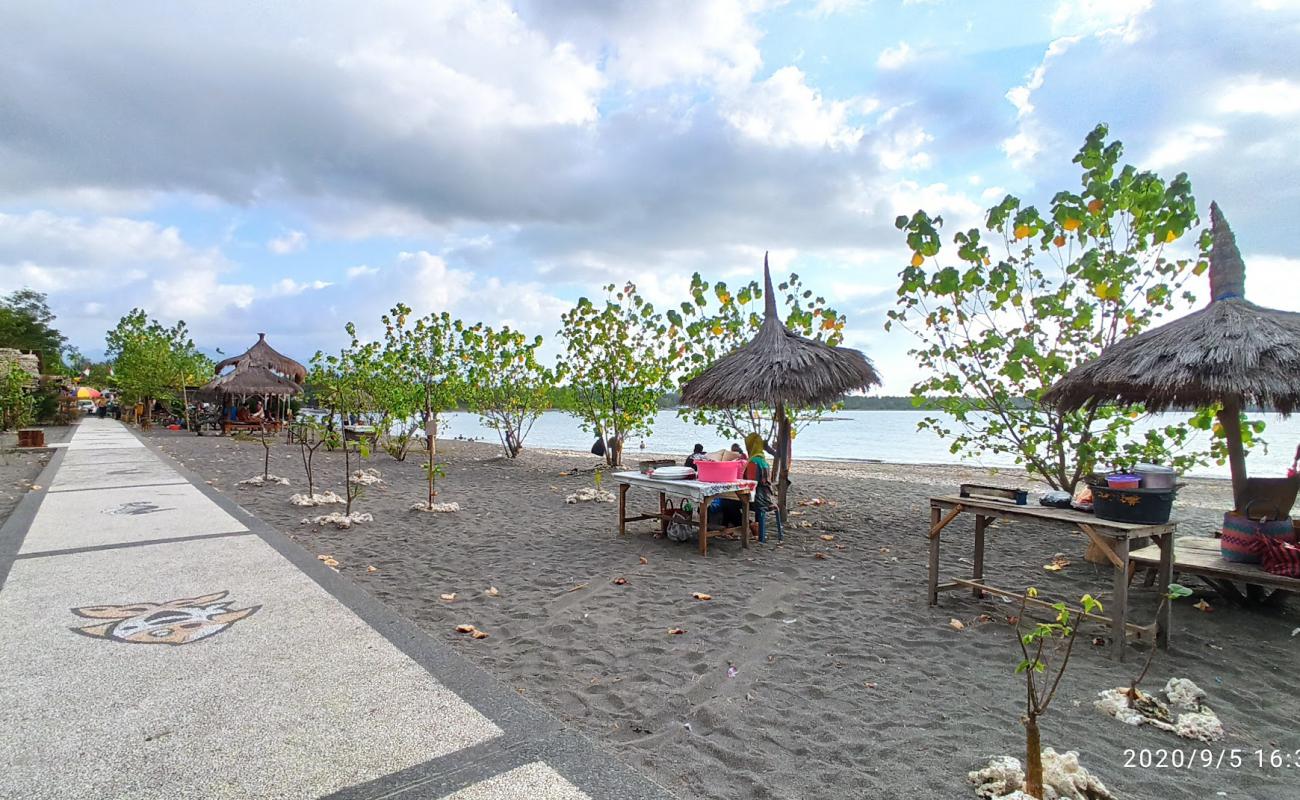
618;483;628;536
928;505;941;605
774;402;792;519
972;515;987;598
1156;532;1173;650
659;492;668;536
699;499;709;556
1217;396;1248;510
1110;536;1131;662
741;490;750;549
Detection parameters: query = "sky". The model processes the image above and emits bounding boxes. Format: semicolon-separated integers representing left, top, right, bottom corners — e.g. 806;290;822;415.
1;0;1298;393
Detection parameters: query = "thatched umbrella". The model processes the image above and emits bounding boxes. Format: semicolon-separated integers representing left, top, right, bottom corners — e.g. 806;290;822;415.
214;333;307;383
201;365;302;398
680;253;882;514
1043;203;1300;508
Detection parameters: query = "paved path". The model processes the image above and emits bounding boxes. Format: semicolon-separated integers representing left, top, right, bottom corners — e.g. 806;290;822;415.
0;419;674;800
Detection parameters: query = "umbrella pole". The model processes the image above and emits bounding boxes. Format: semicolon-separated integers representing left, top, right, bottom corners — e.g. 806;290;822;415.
1217;397;1248;510
775;403;791;518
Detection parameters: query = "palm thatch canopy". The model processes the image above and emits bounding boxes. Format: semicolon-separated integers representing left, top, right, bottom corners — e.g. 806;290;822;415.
200;365;301;397
680;254;881;409
1043;202;1300;507
213;333;307;383
1043;204;1300;415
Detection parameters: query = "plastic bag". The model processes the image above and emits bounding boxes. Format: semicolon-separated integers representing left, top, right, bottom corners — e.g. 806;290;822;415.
591;437;606;457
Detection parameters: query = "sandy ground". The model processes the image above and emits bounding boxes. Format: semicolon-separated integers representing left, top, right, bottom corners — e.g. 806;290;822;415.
143;428;1300;800
0;426;69;529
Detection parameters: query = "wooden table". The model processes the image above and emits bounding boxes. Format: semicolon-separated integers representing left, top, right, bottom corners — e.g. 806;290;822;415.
613;471;757;555
927;495;1176;661
1130;536;1300;606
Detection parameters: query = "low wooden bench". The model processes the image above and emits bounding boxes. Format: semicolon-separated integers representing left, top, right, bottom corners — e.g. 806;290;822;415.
1130;536;1300;606
220;420;282;435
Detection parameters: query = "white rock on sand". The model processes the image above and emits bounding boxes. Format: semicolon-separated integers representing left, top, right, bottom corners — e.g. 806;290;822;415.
565;487;616;504
289;491;345;506
349;468;384;486
238;474;290;487
969;749;1115;800
301;511;373;528
1095;678;1224;743
410;501;460;513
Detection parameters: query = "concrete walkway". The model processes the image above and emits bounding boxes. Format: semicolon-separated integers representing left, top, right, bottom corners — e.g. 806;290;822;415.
0;419;674;800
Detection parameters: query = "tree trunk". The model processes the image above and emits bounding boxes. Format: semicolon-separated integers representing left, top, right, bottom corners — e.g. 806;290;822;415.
1024;713;1044;799
1217;397;1248;510
426;413;438;509
344;426;354;515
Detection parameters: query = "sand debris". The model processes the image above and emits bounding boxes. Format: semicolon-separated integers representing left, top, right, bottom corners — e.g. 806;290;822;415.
453;624;489;640
367;565;379;573
668;628;686;635
969;749;1115;800
1095;677;1224;742
238;474;290;487
409;501;460;513
485;586;500;597
692;592;713;601
289;490;345;506
440;593;457;601
349;468;384;486
301;511;373;529
565;487;616;504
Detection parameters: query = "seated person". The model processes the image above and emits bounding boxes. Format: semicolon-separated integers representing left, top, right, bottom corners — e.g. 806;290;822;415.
250;400;266;420
236;407;252;423
685;443;705;469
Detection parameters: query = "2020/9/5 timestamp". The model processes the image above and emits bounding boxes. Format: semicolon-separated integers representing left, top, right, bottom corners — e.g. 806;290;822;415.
1123;749;1300;769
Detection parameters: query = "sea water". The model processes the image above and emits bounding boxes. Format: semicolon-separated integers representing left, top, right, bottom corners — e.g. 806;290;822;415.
437;409;1300;480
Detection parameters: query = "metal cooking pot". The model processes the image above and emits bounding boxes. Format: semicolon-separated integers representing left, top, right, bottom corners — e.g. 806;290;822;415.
1134;463;1177;490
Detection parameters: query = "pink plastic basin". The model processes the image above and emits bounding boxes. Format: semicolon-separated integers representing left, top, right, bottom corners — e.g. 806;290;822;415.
695;460;745;482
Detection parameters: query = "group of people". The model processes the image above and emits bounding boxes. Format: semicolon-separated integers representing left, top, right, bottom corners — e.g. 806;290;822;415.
685;434;780;543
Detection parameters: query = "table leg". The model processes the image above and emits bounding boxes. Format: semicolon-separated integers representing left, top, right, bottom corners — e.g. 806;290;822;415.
1110;536;1130;662
741;492;750;549
659;492;668;536
972;514;987;598
1156;532;1172;650
699;500;709;556
618;483;628;536
928;506;941;605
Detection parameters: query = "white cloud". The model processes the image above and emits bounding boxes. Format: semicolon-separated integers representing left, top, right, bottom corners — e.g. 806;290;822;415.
269;278;332;296
806;0;867;17
1246;253;1300;310
346;265;380;280
874;124;934;170
1050;0;1153;41
1144;124;1226;169
724;66;871;149
1216;76;1300;117
267;230;308;254
877;41;915;70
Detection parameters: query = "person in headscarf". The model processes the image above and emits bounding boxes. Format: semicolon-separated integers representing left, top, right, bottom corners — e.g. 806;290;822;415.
743;433;778;542
685;443;706;470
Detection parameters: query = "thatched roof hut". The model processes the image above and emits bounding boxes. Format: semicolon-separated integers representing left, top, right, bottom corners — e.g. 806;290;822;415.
214;333;307;383
681;253;882;513
1043;203;1300;507
201;365;301;398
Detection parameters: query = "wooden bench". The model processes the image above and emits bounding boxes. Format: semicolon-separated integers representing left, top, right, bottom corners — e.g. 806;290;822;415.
220;420;282;435
928;495;1176;661
1130;536;1300;606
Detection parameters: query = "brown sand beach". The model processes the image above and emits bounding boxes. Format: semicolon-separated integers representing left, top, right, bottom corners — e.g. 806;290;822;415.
145;429;1299;800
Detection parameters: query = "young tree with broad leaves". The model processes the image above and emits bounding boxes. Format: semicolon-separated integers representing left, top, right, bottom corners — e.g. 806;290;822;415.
557;283;671;467
463;323;552;458
379;305;467;509
670;270;849;480
106;310;212;430
888;124;1258;492
308;349;371;517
